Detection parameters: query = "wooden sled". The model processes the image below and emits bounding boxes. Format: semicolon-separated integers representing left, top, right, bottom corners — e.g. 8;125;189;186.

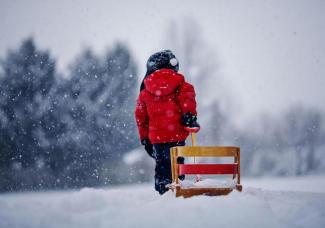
169;133;242;198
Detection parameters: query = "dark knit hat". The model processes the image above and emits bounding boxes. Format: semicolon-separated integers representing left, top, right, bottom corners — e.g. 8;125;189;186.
140;50;179;91
146;50;179;74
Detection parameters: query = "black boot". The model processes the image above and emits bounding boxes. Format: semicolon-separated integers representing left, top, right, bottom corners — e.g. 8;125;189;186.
155;179;170;195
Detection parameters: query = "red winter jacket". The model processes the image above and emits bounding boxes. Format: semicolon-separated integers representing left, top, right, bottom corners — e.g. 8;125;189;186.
135;68;197;144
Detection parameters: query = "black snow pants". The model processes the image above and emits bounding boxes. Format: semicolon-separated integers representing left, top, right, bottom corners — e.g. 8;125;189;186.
153;141;185;195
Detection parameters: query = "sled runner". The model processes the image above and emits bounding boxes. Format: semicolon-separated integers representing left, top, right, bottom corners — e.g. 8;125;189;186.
169;133;242;198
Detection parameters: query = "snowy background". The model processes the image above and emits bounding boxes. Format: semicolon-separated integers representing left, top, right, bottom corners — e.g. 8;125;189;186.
0;0;325;227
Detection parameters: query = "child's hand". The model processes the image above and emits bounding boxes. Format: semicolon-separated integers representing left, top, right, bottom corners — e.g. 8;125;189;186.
141;139;154;158
181;112;200;133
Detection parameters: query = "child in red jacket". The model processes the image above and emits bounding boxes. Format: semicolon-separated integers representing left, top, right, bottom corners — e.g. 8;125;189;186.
135;50;200;194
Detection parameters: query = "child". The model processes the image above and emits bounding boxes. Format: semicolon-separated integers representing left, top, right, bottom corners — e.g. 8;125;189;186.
135;50;200;195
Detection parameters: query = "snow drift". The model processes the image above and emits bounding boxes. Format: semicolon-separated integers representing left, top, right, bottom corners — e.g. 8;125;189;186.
0;175;325;228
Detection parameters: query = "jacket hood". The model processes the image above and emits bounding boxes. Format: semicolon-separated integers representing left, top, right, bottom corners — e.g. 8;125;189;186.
144;69;184;96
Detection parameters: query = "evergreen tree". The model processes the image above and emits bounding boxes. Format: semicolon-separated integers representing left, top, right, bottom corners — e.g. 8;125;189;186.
63;49;107;187
103;43;138;160
0;38;57;190
64;44;138;186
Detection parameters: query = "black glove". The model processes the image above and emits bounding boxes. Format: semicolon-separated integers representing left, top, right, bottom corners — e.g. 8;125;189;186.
181;112;200;132
141;139;154;159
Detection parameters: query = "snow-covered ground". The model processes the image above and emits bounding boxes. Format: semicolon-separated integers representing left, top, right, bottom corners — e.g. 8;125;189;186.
1;175;325;228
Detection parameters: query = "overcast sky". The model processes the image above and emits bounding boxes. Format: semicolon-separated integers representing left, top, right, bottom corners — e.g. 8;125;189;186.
1;0;324;123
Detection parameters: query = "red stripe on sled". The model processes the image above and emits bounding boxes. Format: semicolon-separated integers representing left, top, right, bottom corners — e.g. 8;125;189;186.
178;164;238;175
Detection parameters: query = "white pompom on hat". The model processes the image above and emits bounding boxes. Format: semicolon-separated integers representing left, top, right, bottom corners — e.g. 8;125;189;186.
169;58;178;66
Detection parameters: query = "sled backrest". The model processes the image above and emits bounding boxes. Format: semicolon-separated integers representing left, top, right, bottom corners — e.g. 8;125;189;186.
170;146;241;185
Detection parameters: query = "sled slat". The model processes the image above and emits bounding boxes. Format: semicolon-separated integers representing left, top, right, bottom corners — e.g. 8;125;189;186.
176;187;234;198
174;146;239;157
178;164;238;175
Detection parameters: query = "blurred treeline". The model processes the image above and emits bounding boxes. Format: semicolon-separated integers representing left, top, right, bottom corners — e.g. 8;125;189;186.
0;38;139;192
